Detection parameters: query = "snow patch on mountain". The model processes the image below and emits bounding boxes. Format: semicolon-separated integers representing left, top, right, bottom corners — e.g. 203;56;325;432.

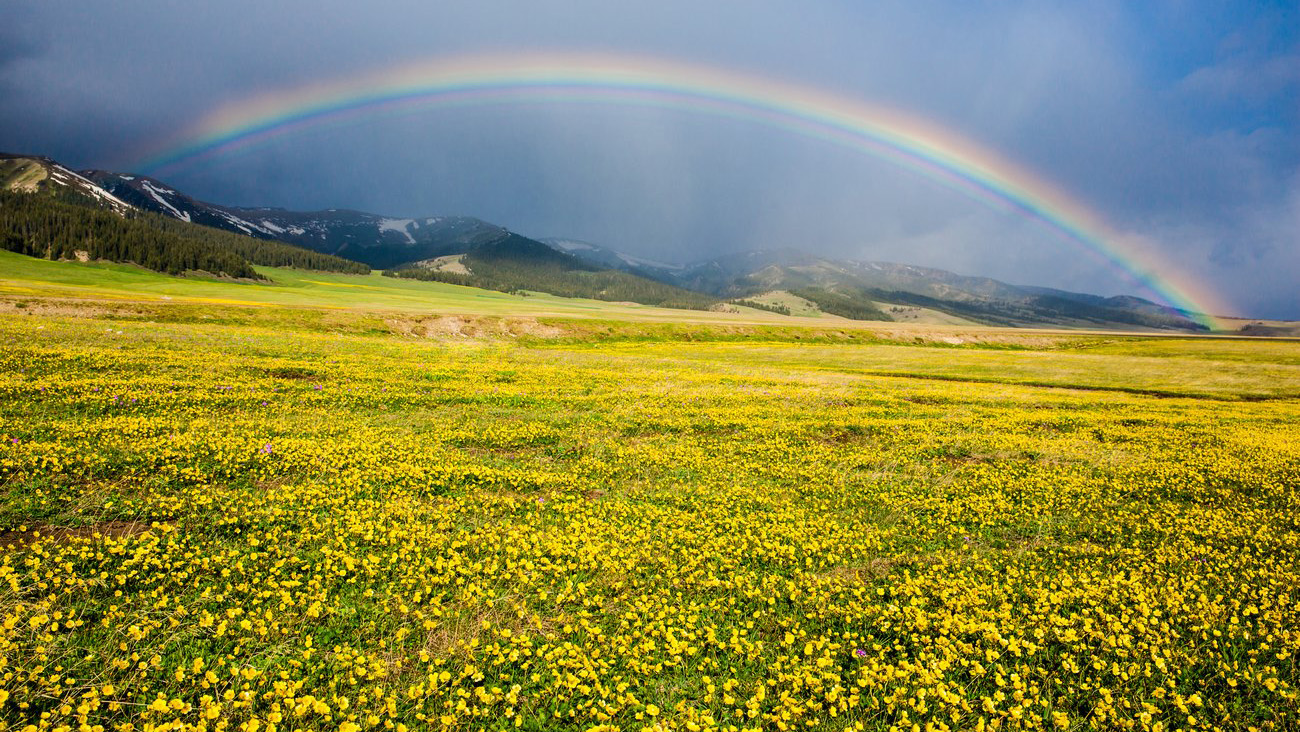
617;252;682;270
379;218;416;244
216;211;257;235
546;238;683;272
552;240;595;252
46;165;132;215
141;181;191;222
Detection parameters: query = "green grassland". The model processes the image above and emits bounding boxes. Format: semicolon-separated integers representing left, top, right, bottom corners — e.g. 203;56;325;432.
0;250;740;322
580;342;1300;400
0;256;1297;732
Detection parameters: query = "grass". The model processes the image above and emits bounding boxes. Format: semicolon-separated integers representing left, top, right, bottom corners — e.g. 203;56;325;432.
0;255;1297;731
0;250;769;322
569;341;1300;400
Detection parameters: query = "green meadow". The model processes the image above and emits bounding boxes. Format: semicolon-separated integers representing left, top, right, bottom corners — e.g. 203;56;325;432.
0;250;746;322
0;255;1297;732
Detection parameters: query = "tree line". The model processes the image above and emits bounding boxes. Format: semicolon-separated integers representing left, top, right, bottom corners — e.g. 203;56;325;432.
730;299;792;315
0;189;370;278
787;287;892;321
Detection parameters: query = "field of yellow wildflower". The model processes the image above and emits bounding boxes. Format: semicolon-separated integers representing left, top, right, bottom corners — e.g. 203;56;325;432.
0;309;1297;732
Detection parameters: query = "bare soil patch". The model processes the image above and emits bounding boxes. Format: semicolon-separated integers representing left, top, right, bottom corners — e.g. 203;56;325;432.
0;520;168;550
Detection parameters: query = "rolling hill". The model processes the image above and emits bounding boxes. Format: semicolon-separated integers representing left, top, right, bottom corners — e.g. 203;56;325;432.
388;234;719;310
557;246;1208;331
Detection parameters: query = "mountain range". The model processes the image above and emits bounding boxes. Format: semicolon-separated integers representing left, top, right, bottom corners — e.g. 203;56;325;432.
2;151;1215;331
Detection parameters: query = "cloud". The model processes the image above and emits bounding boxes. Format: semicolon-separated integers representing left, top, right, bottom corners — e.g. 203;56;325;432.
0;0;1296;317
1178;53;1300;107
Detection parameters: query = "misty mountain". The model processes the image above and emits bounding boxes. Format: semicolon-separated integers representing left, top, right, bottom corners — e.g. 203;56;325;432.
557;245;1206;330
542;238;684;277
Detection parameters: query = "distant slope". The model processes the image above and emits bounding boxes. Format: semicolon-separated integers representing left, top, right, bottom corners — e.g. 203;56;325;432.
639;248;1206;331
542;238;684;278
0;249;738;324
389;233;718;310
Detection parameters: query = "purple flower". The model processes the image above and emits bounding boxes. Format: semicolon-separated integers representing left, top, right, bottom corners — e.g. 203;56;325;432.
261;443;273;454
854;649;868;658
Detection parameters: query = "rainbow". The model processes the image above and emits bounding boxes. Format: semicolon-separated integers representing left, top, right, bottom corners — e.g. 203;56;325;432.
133;52;1232;328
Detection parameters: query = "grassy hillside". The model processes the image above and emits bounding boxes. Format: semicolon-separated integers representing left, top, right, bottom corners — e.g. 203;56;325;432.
788;287;892;321
0;249;728;321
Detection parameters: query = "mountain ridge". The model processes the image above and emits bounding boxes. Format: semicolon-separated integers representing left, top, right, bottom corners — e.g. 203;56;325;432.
3;151;1218;330
85;170;512;269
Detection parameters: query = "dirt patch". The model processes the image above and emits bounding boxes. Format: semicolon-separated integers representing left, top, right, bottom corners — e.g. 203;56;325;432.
426;316;485;339
0;298;119;319
263;366;319;380
863;326;1069;348
415;601;556;664
503;318;564;339
383;315;564;341
819;557;897;583
423;254;470;275
0;520;169;550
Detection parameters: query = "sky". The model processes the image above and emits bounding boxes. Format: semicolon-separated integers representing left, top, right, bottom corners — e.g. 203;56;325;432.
1;0;1296;318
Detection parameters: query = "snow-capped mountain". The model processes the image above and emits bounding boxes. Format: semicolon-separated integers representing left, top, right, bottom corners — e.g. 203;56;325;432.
84;171;511;269
1;155;133;215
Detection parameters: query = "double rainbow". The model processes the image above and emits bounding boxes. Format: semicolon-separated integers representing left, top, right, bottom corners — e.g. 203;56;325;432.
134;52;1231;327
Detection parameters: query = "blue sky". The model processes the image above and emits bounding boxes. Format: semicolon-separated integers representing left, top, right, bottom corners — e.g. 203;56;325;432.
1;0;1296;317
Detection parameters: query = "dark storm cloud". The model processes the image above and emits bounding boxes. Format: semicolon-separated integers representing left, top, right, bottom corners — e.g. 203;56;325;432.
1;0;1296;317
